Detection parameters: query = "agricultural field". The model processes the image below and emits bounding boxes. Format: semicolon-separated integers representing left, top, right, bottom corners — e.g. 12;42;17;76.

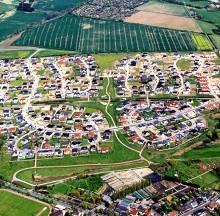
14;15;211;53
196;10;220;26
192;33;213;50
125;11;201;32
0;11;46;41
172;0;209;8
0;2;13;14
0;189;50;216
210;34;220;49
197;20;217;34
136;0;188;16
33;0;87;11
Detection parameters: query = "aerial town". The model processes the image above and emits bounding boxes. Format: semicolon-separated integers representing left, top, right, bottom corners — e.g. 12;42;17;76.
0;0;220;215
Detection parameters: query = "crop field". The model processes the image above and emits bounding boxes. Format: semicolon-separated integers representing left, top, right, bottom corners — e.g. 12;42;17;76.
0;189;50;216
14;15;212;53
192;33;213;50
33;0;87;11
0;11;46;41
197;10;220;26
136;1;188;17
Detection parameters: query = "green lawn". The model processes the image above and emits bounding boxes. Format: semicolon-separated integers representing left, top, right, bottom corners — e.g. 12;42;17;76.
0;190;50;216
0;50;35;60
176;58;192;70
9;77;28;86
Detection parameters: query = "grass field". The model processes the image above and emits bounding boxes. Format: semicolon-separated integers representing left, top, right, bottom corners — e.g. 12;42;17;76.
0;190;50;216
33;0;87;11
197;20;217;34
197;10;220;26
94;53;131;70
192;33;213;50
210;34;220;49
14;14;206;53
34;49;77;58
0;11;45;41
182;144;220;159
17;160;146;184
0;50;35;59
176;58;192;70
164;160;220;189
191;171;220;189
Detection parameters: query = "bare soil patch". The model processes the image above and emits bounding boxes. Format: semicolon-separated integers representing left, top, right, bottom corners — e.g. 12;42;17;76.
212;113;220;119
136;1;187;16
125;11;202;32
83;23;92;30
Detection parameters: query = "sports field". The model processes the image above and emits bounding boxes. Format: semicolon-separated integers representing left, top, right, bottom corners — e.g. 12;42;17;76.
14;15;210;53
0;189;50;216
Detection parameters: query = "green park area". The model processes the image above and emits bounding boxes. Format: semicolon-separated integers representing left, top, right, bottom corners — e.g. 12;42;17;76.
176;58;192;71
0;190;50;216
